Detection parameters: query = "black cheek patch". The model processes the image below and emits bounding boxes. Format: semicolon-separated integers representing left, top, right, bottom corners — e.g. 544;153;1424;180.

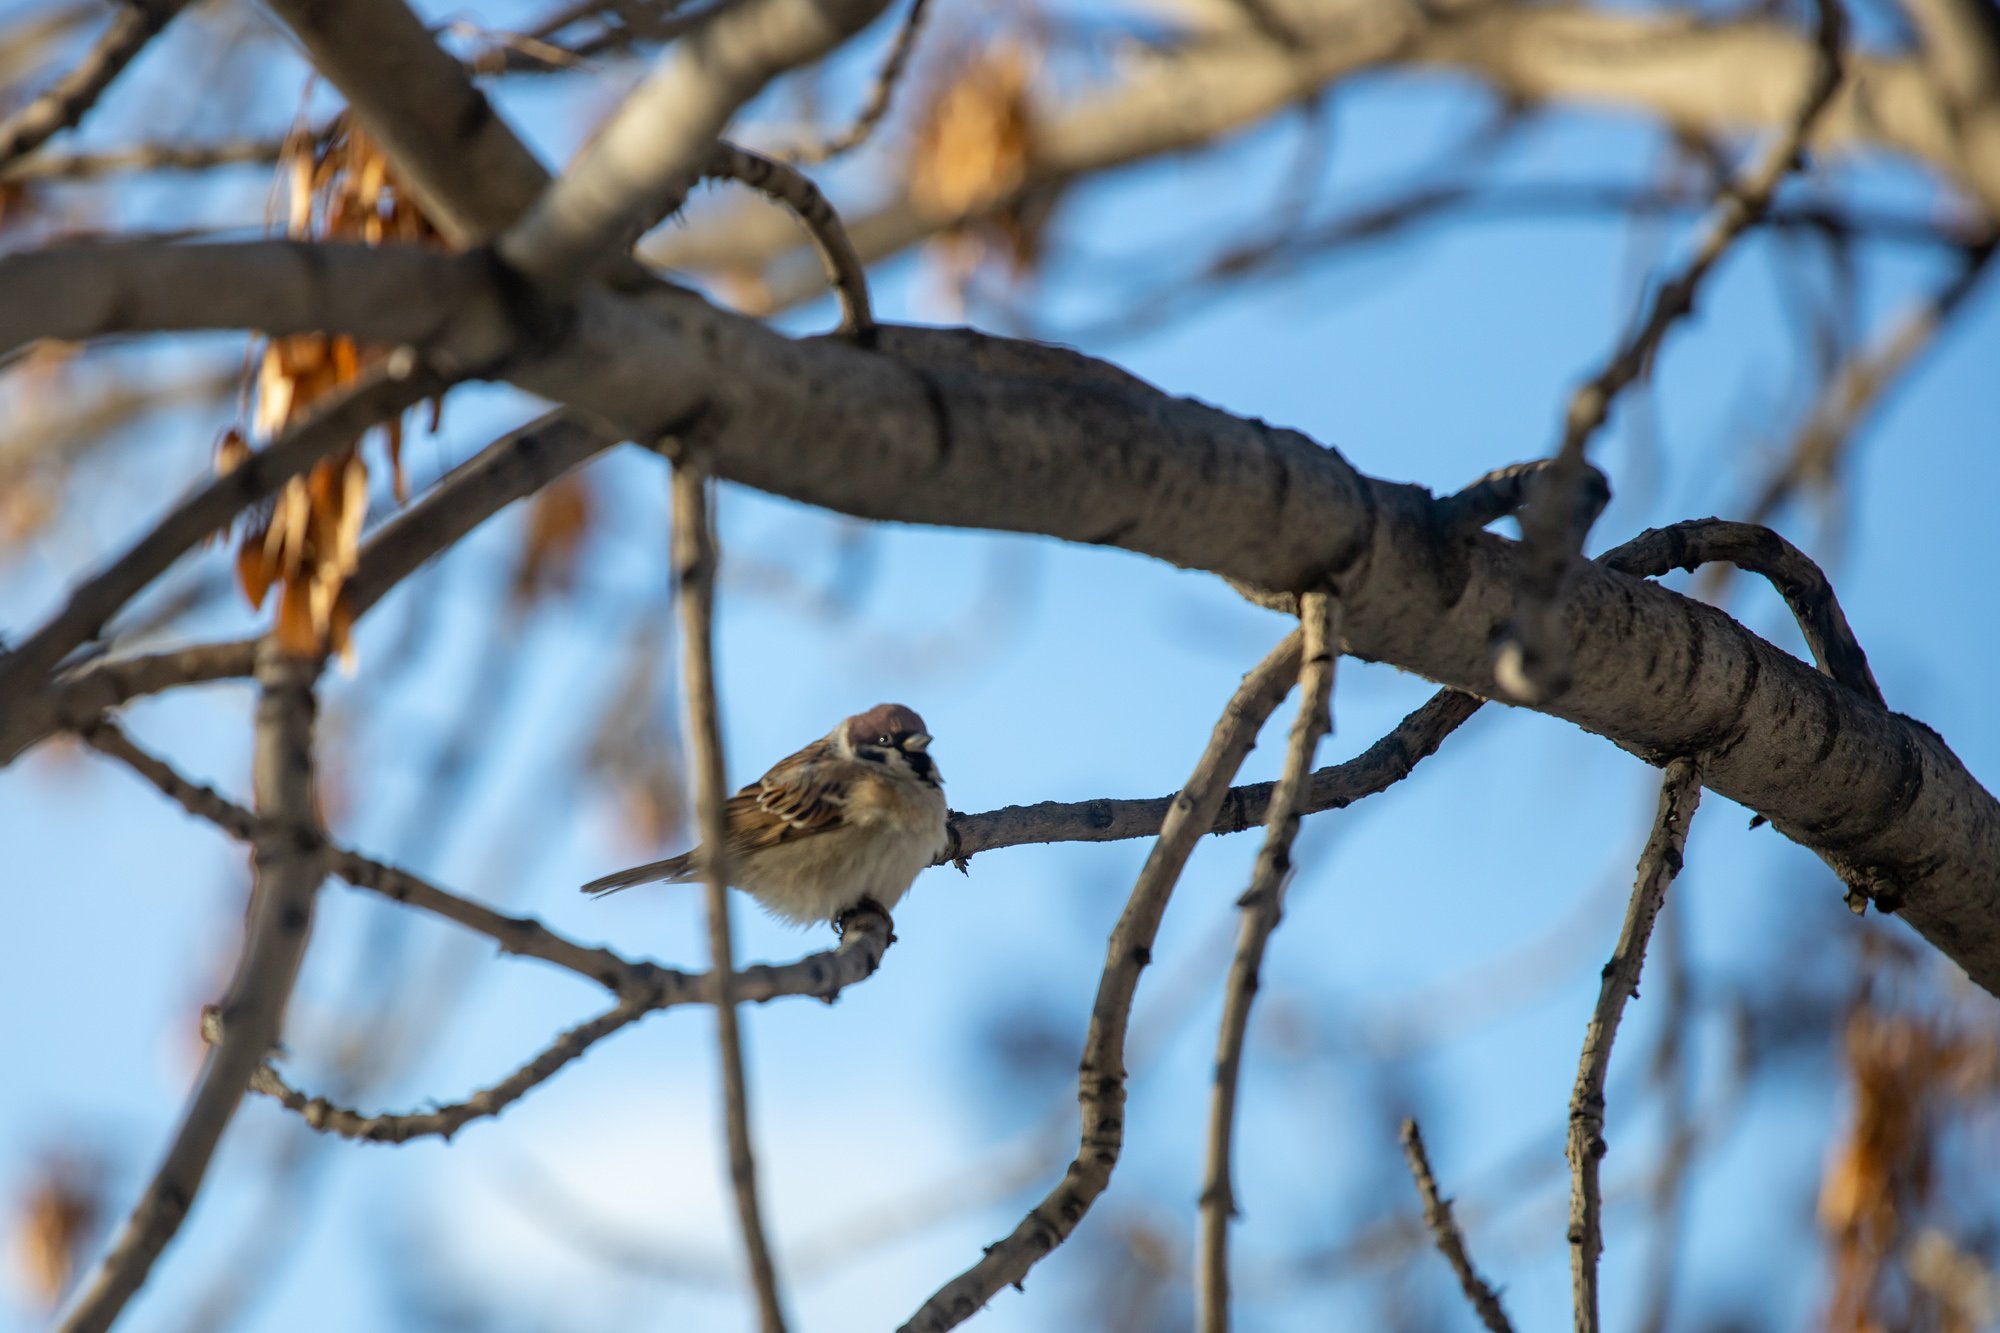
856;746;890;764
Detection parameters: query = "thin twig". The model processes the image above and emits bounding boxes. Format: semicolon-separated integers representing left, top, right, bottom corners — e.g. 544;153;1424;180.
1633;890;1696;1333
673;452;789;1333
1501;0;1850;702
1567;758;1703;1333
901;629;1306;1333
1197;592;1341;1333
944;686;1481;866
3;408;610;766
777;0;931;165
702;142;874;337
1;136;285;181
0;0;191;170
1438;459;1610;536
0;349;446;707
57;646;323;1333
78;716;895;1007
1400;1118;1516;1333
1746;238;1996;528
209;1003;647;1143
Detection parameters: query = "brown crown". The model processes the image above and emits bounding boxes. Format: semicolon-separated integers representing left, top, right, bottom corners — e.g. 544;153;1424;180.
843;702;928;745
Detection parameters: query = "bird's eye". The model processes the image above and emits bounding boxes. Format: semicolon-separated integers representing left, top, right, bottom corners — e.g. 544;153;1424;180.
876;734;892;745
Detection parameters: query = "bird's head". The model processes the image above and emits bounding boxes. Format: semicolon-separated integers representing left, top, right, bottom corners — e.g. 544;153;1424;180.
839;703;942;786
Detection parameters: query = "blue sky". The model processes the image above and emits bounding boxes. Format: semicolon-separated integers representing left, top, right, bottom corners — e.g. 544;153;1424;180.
3;1;1998;1329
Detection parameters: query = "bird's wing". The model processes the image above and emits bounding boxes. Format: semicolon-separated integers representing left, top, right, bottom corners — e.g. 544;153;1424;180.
726;741;854;855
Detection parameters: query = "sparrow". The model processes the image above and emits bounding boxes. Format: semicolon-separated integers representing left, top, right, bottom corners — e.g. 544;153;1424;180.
581;703;948;926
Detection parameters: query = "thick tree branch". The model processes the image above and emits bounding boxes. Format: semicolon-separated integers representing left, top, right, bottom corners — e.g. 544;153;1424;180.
57;647;323;1333
3;253;1996;993
1567;759;1703;1333
0;0;190;170
901;630;1304;1333
1197;592;1340;1333
260;0;549;245
0;241;505;356
674;453;790;1332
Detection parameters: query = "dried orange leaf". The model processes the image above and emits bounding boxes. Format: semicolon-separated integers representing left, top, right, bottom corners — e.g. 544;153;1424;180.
275;578;319;655
235;535;277;609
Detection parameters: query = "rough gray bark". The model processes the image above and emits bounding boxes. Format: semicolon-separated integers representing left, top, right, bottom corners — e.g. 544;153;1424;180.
2;242;1995;991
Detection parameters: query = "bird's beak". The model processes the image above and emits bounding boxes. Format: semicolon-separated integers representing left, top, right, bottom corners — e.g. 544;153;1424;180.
905;733;932;751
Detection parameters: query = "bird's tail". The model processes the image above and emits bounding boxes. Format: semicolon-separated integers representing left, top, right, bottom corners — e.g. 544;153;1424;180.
580;852;695;897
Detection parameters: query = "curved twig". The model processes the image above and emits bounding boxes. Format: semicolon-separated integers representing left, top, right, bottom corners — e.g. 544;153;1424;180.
1599;519;1882;706
701;142;875;337
1197;593;1341;1333
900;628;1305;1333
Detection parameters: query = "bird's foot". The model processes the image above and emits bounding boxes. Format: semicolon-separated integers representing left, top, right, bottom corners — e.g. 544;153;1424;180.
833;897;897;946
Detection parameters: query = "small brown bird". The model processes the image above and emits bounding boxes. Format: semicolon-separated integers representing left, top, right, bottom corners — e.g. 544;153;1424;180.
581;703;948;925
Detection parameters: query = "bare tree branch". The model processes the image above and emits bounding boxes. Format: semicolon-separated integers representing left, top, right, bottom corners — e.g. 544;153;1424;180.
260;0;550;245
0;410;613;766
0;0;190;170
0;240;509;357
1400;1117;1515;1333
79;715;896;1007
648;2;1998;300
57;646;323;1333
1438;459;1610;538
1502;0;1849;702
702;142;874;336
1;253;1995;991
0;135;284;181
1903;0;2000;114
944;686;1481;866
496;0;893;287
1567;758;1703;1333
674;451;790;1332
210;1003;648;1144
0;351;446;710
1600;520;1880;704
1746;240;1997;527
776;0;932;166
901;628;1305;1333
1197;591;1340;1333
